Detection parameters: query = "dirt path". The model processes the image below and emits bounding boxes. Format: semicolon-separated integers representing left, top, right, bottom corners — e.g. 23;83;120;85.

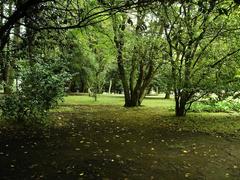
0;110;240;179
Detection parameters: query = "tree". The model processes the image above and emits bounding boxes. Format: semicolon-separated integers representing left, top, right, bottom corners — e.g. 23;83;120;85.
0;0;16;94
0;0;166;95
111;4;166;107
160;0;240;116
61;21;115;95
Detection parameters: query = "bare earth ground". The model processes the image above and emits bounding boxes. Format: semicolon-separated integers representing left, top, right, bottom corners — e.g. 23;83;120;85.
0;105;240;180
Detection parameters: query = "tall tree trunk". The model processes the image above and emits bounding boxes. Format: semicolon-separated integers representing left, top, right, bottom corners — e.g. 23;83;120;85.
156;86;159;95
25;18;35;64
4;65;14;94
2;2;14;94
175;93;187;116
165;82;172;99
0;2;2;26
0;1;3;84
165;91;170;99
2;62;10;93
175;99;186;116
112;14;131;107
108;79;112;94
116;40;131;106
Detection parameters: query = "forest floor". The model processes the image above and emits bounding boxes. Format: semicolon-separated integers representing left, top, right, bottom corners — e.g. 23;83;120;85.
1;97;240;179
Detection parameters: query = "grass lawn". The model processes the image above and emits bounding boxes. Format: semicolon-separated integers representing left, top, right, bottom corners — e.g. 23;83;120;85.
61;94;174;108
58;94;240;136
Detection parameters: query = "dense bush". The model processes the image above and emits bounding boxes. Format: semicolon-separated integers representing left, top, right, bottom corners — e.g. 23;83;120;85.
0;60;70;125
190;100;240;113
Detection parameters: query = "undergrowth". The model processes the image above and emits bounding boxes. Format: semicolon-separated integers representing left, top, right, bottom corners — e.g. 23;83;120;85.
190;100;240;113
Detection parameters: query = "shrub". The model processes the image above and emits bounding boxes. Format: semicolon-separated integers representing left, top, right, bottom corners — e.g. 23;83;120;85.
190;100;240;113
0;59;71;125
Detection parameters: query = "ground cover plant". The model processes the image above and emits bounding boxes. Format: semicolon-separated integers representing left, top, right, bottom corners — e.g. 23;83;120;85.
190;99;240;113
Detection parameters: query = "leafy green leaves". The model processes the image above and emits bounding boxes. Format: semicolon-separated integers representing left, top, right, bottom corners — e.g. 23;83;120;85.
0;59;71;125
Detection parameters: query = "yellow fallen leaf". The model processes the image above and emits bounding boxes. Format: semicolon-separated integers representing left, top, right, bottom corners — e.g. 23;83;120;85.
185;173;191;177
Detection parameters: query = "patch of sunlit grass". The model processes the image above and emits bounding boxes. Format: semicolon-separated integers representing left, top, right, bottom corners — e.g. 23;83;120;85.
56;95;240;136
61;94;125;106
61;94;175;109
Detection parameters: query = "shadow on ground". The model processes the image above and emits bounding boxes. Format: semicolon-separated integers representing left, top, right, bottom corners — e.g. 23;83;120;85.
0;105;240;180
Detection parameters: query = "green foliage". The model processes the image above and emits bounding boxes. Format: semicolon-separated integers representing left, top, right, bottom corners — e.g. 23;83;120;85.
190;100;240;113
1;0;240;117
64;26;115;93
0;59;70;125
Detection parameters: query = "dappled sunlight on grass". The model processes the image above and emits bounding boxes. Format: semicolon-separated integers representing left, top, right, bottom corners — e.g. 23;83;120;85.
57;95;240;135
61;94;175;109
61;94;125;106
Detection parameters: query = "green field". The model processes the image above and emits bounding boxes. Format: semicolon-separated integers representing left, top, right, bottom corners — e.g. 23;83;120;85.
61;94;174;108
56;94;240;136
